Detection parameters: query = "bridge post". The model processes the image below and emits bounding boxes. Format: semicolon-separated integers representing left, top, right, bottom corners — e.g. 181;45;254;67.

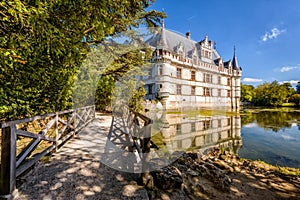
0;125;18;200
55;113;59;151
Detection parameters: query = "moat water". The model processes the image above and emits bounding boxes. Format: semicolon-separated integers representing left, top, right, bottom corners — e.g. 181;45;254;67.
150;107;300;168
239;108;300;168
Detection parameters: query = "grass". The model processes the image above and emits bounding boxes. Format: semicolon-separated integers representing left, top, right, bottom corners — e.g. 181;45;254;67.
167;109;238;118
281;103;296;107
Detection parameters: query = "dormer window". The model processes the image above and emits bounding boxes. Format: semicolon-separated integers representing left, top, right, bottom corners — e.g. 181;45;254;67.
158;64;163;75
176;68;182;79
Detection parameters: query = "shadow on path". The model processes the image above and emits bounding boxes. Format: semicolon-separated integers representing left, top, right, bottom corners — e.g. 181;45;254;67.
16;113;148;200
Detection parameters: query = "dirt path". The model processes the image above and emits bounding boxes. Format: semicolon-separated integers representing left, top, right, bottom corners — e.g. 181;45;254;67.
16;113;149;200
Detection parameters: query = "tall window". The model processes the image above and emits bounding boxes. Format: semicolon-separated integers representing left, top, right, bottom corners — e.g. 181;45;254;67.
176;85;182;95
191;86;196;95
176;124;181;134
204;120;211;130
218;89;221;97
191;122;196;132
227;78;231;86
158;65;163;75
218;76;221;84
204;87;211;96
205;51;208;58
191;70;196;81
218;119;222;127
176;68;182;79
204;73;212;83
227;90;231;97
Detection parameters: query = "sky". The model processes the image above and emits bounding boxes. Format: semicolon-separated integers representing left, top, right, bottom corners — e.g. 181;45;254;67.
148;0;300;87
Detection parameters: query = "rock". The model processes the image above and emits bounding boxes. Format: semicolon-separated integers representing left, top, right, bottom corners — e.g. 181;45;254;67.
151;166;183;190
187;169;199;176
219;154;227;160
214;159;234;173
234;166;241;172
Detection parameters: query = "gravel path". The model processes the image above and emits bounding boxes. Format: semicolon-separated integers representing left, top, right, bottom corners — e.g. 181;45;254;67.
16;113;149;200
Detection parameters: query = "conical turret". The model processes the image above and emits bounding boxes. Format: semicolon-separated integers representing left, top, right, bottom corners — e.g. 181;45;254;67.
232;46;240;70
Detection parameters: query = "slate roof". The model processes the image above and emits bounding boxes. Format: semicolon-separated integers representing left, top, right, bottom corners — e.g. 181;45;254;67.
146;28;221;60
146;27;241;70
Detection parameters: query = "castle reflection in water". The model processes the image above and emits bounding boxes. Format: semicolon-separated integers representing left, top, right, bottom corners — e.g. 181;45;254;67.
151;112;242;154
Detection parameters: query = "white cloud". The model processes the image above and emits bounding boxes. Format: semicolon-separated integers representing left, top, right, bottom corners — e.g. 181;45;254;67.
261;28;286;42
242;78;263;83
279;65;300;72
279;80;299;85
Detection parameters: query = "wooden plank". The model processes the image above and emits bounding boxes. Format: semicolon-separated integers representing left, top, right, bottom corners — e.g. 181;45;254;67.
78;109;87;122
0;113;56;128
16;130;38;139
58;117;67;125
38;118;56;135
16;145;55;177
75;113;84;124
58;114;75;137
57;131;75;145
0;126;17;196
0;105;94;128
16;138;40;168
16;130;55;142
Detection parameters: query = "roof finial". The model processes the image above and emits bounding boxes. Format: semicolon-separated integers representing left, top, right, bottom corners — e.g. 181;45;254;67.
234;45;236;56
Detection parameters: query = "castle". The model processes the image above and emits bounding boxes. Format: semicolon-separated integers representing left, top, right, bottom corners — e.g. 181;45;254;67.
142;25;242;110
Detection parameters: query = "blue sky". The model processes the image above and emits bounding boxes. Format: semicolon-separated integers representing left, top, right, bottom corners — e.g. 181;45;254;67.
148;0;300;87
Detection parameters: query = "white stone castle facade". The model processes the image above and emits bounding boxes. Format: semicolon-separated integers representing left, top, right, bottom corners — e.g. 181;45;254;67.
142;26;242;110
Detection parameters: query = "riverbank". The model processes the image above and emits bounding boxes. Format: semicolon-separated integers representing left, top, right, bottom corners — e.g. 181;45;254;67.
148;148;300;199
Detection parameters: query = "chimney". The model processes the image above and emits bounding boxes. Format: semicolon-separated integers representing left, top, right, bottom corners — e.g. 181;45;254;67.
186;32;191;39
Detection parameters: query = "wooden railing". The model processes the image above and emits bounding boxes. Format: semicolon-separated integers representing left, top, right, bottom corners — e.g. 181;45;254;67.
0;105;95;199
118;106;153;184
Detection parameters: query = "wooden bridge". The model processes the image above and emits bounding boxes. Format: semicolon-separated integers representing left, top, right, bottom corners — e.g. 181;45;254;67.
0;105;152;199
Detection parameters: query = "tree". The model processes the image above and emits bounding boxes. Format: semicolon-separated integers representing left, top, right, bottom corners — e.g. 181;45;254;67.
296;82;300;94
252;81;289;106
290;94;300;106
252;82;271;106
281;82;295;102
241;84;255;102
0;0;165;121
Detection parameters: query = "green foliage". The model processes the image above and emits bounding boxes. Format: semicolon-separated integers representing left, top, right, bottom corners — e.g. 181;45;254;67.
241;84;255;102
290;94;300;106
249;81;295;107
129;87;146;112
296;82;300;94
94;42;153;112
95;75;115;111
0;0;165;121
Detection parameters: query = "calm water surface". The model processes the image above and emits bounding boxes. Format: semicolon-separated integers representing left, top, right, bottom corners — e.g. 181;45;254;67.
151;108;300;168
239;108;300;168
